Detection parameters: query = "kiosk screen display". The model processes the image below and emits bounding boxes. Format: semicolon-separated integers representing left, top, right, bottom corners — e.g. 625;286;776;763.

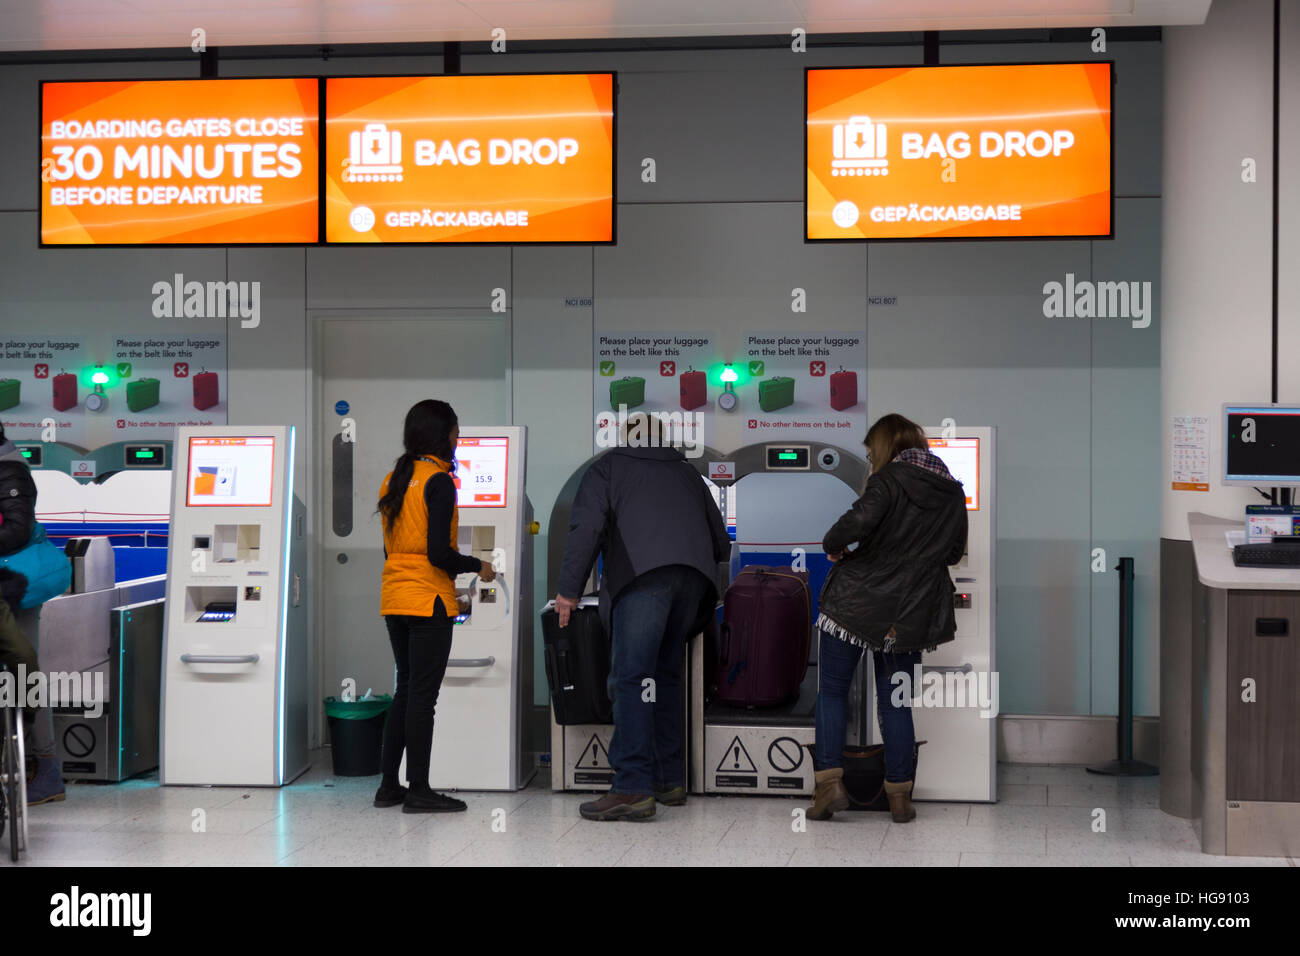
929;437;979;511
455;437;508;508
186;436;276;506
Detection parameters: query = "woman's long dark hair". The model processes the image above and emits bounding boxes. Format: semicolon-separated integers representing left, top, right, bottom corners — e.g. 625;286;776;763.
377;399;458;530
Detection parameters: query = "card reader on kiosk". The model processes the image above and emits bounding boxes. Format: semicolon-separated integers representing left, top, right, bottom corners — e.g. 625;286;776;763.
160;426;308;787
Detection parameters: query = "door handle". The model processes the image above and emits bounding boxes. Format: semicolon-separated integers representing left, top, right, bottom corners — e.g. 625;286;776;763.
448;656;495;668
181;654;259;664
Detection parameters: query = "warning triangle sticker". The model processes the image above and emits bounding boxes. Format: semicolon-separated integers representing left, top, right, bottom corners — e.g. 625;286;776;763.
575;733;610;770
715;735;757;774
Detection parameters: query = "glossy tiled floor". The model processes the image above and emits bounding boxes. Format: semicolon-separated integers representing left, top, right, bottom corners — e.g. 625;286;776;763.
15;753;1296;866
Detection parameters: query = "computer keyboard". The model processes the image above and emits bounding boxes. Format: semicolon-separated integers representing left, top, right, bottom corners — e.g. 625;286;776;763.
1233;542;1300;567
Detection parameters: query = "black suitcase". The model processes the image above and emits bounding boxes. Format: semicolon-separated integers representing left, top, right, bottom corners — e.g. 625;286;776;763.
541;601;613;725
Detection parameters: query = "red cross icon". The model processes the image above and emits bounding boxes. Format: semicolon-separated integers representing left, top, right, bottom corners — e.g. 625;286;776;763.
809;361;826;376
748;419;758;429
660;361;676;377
174;362;189;377
34;364;49;378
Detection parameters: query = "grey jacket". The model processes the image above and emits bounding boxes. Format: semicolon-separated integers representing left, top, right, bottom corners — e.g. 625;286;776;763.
557;446;730;634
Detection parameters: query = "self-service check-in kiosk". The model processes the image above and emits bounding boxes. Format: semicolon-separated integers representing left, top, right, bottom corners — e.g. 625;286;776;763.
897;428;996;803
400;427;534;791
161;426;308;787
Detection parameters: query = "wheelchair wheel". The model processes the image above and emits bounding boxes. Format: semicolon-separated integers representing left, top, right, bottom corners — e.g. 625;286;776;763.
1;703;25;861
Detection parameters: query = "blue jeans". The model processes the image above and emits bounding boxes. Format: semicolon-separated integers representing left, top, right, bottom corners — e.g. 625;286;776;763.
815;629;920;783
607;565;709;795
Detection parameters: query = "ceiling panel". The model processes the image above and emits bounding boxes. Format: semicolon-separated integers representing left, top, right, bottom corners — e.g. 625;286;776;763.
0;0;1212;53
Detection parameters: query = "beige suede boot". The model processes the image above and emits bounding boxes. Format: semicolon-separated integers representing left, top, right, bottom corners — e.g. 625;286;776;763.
884;779;916;823
808;767;850;821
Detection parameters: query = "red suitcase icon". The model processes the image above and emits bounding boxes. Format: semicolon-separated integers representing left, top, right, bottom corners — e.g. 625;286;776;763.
829;367;858;411
193;368;219;411
51;370;77;412
679;367;707;411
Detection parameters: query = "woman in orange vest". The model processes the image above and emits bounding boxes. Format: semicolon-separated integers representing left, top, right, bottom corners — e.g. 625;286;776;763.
374;399;494;813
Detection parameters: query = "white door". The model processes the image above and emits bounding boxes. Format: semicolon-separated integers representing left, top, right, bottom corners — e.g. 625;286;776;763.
316;315;510;723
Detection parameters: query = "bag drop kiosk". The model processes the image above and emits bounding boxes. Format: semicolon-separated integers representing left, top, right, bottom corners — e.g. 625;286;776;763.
160;426;308;787
543;443;861;795
689;442;865;797
399;426;535;792
693;432;996;802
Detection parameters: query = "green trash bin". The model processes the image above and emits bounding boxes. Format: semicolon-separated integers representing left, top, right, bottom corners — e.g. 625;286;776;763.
324;695;393;776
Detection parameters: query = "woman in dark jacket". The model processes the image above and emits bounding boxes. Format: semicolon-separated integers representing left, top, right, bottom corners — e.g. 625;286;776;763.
809;414;967;823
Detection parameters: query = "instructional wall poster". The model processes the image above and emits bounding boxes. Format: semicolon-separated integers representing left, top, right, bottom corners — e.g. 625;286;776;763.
1171;414;1210;492
593;332;716;452
0;334;89;446
109;333;227;438
737;332;866;445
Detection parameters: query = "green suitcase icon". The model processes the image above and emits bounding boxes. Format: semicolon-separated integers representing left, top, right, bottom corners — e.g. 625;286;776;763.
758;376;795;413
609;376;646;410
0;379;19;412
126;377;160;413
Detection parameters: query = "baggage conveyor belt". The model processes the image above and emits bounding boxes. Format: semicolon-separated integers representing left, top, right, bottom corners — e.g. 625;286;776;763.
704;666;819;727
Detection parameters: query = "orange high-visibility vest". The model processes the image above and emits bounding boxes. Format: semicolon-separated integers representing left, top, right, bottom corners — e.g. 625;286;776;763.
379;457;460;617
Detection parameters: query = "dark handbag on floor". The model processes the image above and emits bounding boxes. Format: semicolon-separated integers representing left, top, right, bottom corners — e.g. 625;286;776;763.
541;599;613;725
840;740;926;811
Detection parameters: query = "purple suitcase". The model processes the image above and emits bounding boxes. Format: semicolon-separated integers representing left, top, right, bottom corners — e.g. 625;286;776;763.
717;566;812;708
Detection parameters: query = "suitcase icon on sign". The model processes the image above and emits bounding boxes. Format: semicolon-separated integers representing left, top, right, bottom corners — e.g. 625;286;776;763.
829;367;858;411
193;368;219;411
52;370;77;412
679;367;707;411
346;124;403;181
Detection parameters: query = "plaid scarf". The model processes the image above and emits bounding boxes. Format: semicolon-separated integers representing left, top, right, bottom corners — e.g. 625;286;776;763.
894;446;954;479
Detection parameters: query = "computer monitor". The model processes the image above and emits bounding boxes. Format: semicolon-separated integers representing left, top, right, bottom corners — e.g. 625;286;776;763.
1223;404;1300;487
928;437;979;511
185;436;276;506
454;436;508;508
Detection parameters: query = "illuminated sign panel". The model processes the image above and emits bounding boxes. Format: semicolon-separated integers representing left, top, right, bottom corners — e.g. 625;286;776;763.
807;64;1112;240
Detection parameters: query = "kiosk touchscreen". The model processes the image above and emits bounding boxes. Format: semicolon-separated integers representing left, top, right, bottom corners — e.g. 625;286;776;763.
401;427;533;791
161;426;308;787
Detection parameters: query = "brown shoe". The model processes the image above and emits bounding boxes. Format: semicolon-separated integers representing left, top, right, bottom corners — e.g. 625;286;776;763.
579;792;655;821
808;768;850;821
884;779;916;823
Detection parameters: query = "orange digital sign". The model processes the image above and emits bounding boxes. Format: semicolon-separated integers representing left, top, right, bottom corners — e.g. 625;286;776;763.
807;64;1111;240
325;73;614;243
41;78;320;245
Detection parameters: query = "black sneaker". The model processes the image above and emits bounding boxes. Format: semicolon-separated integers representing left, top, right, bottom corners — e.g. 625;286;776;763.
403;789;468;814
373;782;408;808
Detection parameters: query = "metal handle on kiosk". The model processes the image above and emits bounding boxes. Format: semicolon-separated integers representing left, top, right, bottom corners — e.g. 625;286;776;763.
921;663;973;675
180;654;260;664
447;656;495;668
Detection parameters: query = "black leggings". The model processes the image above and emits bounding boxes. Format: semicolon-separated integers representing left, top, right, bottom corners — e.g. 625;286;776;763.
381;599;454;792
